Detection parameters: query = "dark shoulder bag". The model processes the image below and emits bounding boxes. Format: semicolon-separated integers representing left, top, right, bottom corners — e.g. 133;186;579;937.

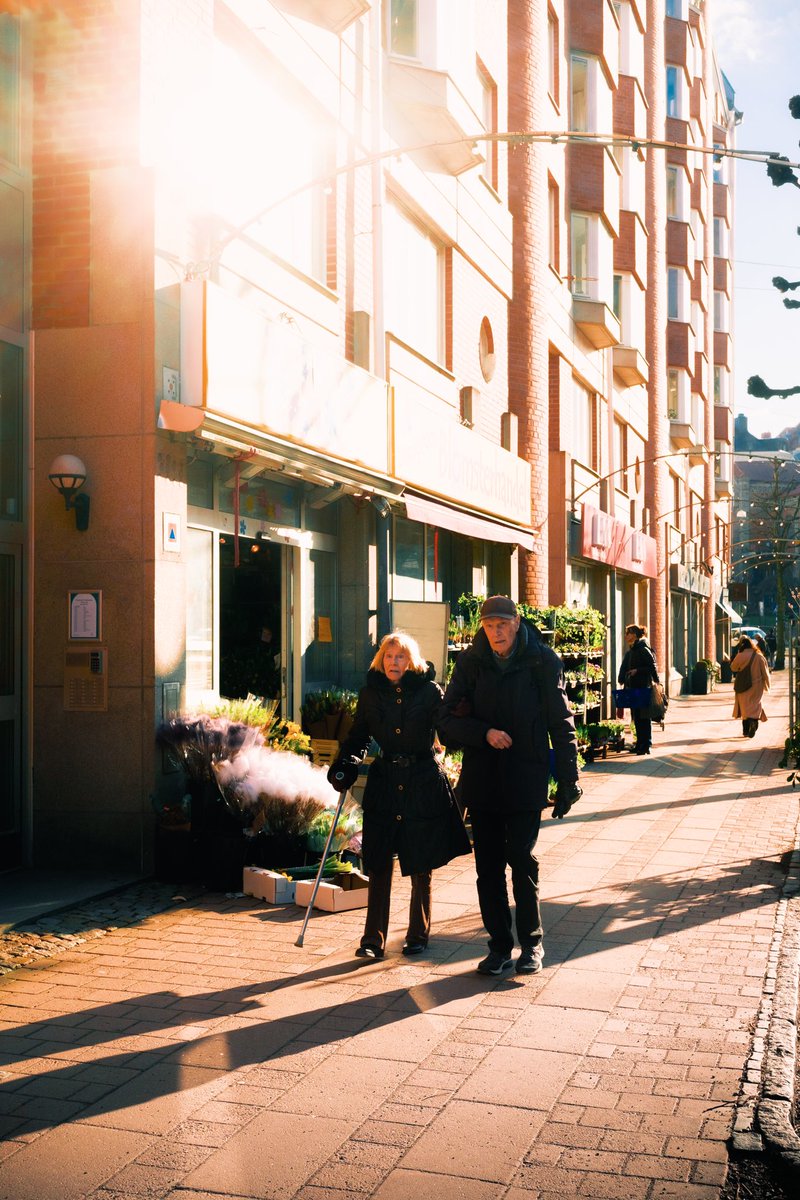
733;656;753;693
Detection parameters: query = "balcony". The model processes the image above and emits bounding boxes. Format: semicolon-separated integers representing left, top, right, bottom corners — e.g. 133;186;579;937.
666;118;691;167
714;330;732;368
612;345;649;387
665;16;691;69
715;475;734;499
570;0;619;85
670;415;698;448
668;320;695;371
714;257;730;293
271;0;370;32
714;182;731;222
693;350;707;401
690;78;706;133
572;297;621;349
615;209;647;287
614;74;647;140
569;143;620;235
714;404;734;444
387;61;483;175
691;258;708;307
667;220;694;272
691;166;708;212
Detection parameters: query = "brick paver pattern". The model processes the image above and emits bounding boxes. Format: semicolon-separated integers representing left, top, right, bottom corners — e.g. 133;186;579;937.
0;678;797;1200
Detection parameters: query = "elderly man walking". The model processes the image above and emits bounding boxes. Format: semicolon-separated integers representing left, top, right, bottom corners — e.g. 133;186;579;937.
439;596;582;976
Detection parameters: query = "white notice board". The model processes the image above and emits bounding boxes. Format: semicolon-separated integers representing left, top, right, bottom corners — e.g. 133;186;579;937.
389;601;450;685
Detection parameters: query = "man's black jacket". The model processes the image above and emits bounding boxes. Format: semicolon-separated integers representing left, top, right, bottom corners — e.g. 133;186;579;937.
438;620;579;813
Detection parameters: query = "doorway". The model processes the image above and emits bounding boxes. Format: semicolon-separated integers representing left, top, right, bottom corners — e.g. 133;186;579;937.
219;534;285;707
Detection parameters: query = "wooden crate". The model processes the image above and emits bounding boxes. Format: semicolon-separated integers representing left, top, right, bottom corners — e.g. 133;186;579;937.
310;738;340;767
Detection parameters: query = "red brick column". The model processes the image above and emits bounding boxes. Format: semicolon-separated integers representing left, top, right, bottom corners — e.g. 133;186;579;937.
508;0;549;605
645;1;670;672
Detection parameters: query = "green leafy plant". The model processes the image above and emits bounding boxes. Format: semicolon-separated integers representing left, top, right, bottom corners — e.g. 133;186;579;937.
301;688;358;730
694;658;720;680
206;698;311;756
780;721;800;785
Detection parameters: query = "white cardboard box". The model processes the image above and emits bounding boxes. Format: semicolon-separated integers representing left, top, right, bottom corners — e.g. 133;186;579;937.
295;870;370;912
243;867;296;905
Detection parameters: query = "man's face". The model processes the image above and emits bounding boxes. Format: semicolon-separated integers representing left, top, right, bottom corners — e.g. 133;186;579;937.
481;615;520;658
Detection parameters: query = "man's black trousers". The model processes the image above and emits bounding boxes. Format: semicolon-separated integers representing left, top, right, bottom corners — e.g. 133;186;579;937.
469;807;543;955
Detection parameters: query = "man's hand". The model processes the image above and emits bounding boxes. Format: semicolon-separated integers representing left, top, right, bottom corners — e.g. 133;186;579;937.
552;782;582;819
486;728;513;749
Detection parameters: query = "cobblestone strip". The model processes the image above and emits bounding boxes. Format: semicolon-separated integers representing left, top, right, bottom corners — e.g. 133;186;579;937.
0;882;205;975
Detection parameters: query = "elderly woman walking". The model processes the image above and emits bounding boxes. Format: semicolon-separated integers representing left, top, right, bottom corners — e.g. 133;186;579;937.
328;631;471;960
730;635;770;738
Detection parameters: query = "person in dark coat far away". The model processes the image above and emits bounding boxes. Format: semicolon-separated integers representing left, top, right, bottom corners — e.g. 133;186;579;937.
438;596;582;978
618;623;660;756
328;631;471;961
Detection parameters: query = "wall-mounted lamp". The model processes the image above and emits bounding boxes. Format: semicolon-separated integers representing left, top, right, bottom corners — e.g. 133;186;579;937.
48;454;90;531
370;495;391;519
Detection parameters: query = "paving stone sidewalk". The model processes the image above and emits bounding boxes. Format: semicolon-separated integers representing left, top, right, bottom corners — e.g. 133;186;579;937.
0;678;798;1200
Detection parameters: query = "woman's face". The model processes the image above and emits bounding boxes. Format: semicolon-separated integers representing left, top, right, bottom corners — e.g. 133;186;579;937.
383;642;410;682
624;630;636;646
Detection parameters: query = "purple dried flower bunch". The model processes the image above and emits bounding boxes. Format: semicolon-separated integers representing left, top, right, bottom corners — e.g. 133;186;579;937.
156;715;264;782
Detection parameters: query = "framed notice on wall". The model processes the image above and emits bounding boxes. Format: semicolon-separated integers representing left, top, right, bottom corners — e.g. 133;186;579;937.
69;590;102;641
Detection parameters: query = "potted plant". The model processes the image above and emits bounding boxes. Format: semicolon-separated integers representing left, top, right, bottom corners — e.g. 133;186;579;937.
300;688;358;741
691;659;720;695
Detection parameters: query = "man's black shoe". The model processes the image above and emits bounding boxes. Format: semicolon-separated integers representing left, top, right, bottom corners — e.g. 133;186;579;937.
476;951;514;976
402;939;428;957
516;947;544;974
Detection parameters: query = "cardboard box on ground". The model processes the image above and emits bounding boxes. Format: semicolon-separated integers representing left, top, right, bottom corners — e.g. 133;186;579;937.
243;866;370;910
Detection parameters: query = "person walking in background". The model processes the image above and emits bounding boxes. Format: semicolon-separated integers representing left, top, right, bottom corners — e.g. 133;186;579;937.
730;635;770;738
438;596;581;978
754;633;772;669
619;624;660;756
328;631;470;961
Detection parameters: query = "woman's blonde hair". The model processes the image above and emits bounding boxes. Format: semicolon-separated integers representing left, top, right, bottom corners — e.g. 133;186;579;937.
369;631;429;674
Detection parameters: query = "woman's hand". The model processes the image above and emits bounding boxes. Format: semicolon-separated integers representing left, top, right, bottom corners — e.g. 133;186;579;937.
486;728;513;749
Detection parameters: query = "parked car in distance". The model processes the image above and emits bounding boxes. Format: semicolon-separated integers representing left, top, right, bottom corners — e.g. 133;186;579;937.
736;626;767;643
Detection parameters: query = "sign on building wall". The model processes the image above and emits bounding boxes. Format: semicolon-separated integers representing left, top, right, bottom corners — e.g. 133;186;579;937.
579;505;658;577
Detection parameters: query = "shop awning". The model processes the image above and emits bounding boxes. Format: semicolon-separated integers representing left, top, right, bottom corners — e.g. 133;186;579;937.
404;494;539;552
716;598;742;624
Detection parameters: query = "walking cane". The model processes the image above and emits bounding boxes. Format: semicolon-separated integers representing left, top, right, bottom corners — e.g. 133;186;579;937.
295;782;351;948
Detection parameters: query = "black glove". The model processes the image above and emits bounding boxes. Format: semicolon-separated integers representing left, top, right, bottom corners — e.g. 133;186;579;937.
327;761;358;793
552;782;583;819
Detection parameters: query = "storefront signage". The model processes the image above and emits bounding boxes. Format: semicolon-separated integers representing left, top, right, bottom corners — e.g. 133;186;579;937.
579;505;657;577
669;562;713;597
181;281;390;474
393;387;531;527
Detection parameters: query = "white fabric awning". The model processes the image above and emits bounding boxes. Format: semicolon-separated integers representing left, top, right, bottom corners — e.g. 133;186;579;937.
716;598;742;624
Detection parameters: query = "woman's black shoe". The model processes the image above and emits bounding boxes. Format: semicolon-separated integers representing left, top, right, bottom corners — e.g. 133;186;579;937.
355;945;384;960
402;939;428;957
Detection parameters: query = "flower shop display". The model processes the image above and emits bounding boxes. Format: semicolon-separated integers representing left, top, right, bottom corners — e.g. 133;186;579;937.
155;707;362;889
300;688;358;741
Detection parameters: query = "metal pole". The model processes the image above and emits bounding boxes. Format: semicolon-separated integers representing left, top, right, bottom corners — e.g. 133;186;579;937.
295;788;351;948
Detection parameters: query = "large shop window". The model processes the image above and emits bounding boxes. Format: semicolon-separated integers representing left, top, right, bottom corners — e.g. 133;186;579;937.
389;0;418;58
186;528;215;696
393;517;444;602
384;200;443;365
0;342;21;522
304;549;337;688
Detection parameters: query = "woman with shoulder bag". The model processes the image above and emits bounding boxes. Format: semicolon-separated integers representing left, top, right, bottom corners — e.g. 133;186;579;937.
618;624;661;755
327;631;471;961
730;635;770;738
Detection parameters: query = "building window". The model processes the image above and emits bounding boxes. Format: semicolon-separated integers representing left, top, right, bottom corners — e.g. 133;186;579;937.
479;317;496;383
667;368;680;420
614;419;628;493
186;528;215;697
665;0;682;17
389;0;418;58
0;15;20;166
612;274;622;321
570;213;590;296
713;148;724;184
714;290;727;332
570;55;590;132
572;378;596;470
385;199;443;364
548;177;560;273
666;65;680;118
548;6;559;103
667;267;680;320
713;216;726;258
478;60;498;192
666;165;679;217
